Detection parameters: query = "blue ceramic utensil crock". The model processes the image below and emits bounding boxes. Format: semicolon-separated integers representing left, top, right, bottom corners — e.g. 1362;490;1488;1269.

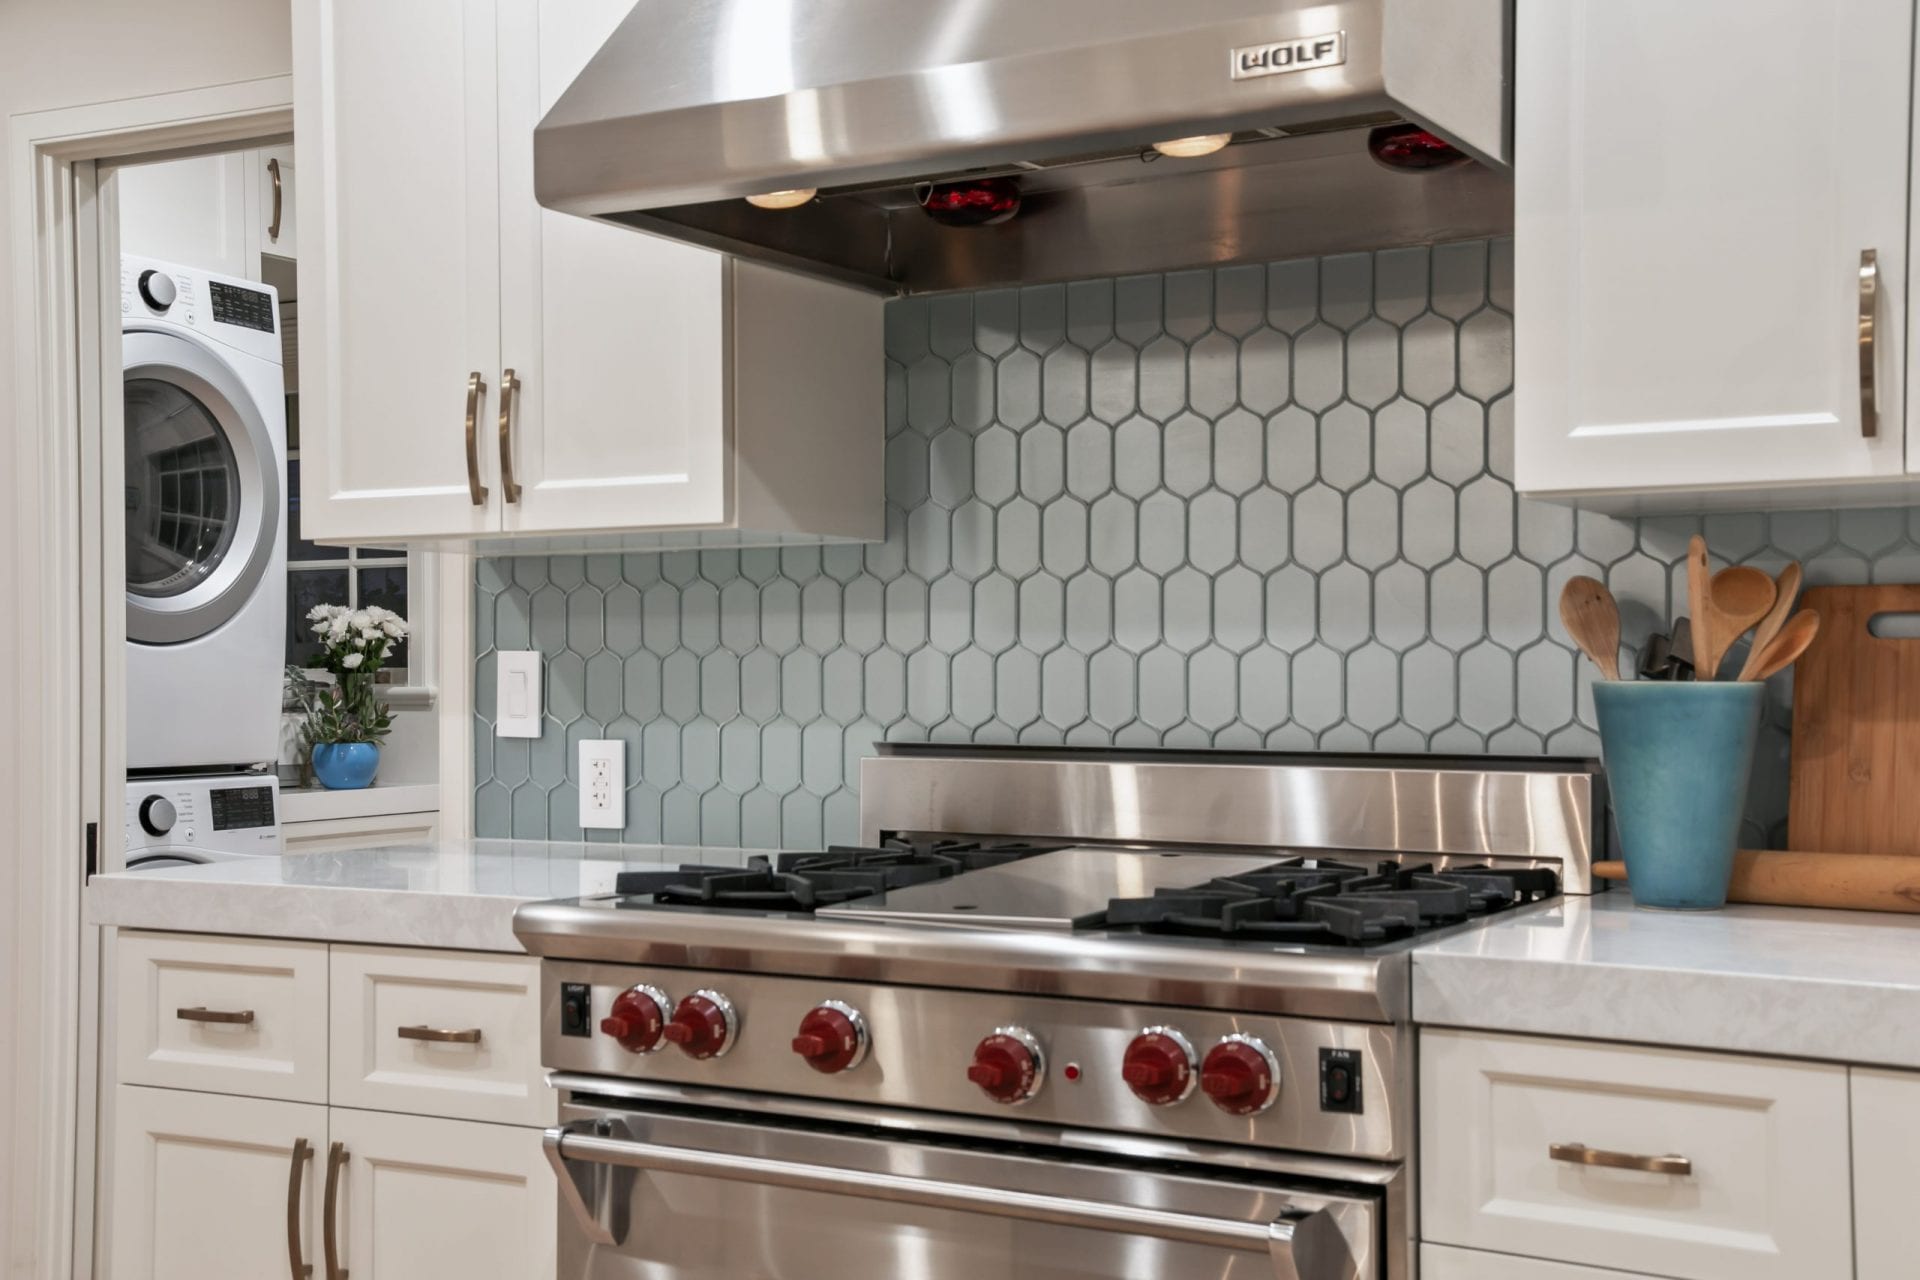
312;742;380;790
1591;681;1764;910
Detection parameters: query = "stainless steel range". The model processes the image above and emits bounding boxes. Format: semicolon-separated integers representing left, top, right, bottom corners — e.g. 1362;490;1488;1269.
513;747;1604;1280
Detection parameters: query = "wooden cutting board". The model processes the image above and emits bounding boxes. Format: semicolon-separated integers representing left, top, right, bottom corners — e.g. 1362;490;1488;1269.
1789;584;1920;855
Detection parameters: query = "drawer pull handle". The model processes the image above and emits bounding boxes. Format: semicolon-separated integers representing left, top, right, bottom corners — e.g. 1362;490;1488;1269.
398;1024;483;1044
177;1006;255;1025
1549;1142;1692;1177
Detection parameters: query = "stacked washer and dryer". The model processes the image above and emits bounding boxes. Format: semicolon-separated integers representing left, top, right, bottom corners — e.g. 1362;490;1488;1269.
122;255;288;870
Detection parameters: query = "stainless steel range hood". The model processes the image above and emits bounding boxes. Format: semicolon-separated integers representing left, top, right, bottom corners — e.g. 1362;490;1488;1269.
535;0;1514;295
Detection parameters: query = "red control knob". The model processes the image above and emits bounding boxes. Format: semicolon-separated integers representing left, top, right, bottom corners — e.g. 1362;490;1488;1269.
599;984;671;1054
1122;1028;1198;1106
791;1001;869;1074
968;1028;1044;1105
1200;1035;1281;1116
662;989;737;1060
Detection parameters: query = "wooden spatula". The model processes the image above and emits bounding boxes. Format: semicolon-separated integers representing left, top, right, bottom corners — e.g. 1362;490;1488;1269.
1741;609;1820;682
1558;576;1622;680
1736;562;1802;681
1698;564;1775;680
1687;535;1714;680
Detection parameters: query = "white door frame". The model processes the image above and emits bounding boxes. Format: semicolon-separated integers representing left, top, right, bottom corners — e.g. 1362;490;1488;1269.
6;76;293;1280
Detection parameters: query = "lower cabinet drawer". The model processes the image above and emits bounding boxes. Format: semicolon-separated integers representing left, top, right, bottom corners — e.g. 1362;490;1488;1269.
1423;1243;1663;1279
116;931;328;1103
1420;1028;1851;1280
329;945;552;1126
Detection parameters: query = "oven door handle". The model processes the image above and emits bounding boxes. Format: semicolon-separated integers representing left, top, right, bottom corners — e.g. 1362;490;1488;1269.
544;1120;1351;1279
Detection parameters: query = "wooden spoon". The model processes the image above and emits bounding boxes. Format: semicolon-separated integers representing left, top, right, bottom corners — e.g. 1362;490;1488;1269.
1558;576;1622;680
1735;562;1803;681
1686;535;1714;680
1698;565;1775;680
1741;609;1820;682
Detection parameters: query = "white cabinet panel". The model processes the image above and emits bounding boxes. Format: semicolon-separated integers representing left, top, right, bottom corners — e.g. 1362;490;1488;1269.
111;1085;326;1280
116;931;329;1103
116;151;253;280
1852;1066;1920;1279
282;810;440;854
1423;1244;1661;1279
329;945;552;1126
1515;0;1912;500
330;1107;556;1280
294;0;503;541
493;0;730;534
1421;1028;1852;1280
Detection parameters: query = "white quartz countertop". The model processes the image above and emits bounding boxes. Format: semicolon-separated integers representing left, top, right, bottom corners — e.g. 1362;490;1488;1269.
87;840;765;952
1413;890;1920;1069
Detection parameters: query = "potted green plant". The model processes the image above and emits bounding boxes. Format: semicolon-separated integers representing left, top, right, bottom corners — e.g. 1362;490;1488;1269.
301;603;408;789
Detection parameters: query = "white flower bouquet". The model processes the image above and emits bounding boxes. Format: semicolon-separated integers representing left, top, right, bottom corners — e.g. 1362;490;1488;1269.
299;603;410;746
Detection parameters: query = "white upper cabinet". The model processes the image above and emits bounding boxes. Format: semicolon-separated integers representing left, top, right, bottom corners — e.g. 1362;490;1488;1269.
294;0;504;542
1515;0;1915;506
294;0;882;548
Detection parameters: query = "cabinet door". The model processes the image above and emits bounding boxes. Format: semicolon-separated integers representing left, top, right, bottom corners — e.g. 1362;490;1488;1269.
494;0;731;534
330;1107;557;1280
1515;0;1911;497
116;151;253;280
294;0;503;541
1852;1067;1920;1279
111;1084;326;1280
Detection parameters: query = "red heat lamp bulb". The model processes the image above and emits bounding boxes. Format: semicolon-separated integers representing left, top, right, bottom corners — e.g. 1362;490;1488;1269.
1367;124;1472;172
919;177;1021;228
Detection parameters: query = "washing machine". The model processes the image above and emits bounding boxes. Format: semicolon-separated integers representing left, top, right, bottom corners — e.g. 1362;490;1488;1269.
123;774;281;871
122;254;287;773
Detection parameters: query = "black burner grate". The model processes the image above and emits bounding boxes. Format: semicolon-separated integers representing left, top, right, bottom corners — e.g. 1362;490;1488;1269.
1104;858;1559;945
614;839;1061;914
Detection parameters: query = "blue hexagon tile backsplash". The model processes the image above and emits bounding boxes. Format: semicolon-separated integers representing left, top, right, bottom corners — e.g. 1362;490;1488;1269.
474;236;1920;851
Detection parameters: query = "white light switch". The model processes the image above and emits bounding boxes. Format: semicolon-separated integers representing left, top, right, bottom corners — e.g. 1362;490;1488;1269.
495;651;542;738
579;739;626;830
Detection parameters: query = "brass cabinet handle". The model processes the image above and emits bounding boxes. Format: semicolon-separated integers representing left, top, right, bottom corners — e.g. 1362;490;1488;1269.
1859;248;1879;438
267;157;283;243
398;1024;483;1044
497;367;522;503
1549;1142;1692;1177
177;1006;254;1025
287;1137;314;1279
464;371;489;506
322;1141;349;1280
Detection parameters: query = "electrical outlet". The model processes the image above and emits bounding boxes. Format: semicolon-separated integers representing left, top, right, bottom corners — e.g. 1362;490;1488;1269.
578;739;625;830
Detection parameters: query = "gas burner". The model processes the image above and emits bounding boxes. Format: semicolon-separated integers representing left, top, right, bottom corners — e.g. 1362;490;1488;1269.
614;840;1061;914
1104;859;1559;946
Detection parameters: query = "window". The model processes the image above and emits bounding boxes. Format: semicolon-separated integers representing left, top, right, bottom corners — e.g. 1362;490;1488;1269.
285;436;416;686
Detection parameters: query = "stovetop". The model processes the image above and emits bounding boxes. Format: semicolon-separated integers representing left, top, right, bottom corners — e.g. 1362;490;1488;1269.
605;840;1558;949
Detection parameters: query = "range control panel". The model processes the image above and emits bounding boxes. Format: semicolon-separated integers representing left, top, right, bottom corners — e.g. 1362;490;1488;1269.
541;960;1408;1161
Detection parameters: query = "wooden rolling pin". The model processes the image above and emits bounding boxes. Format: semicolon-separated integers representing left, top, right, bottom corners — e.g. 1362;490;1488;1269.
1594;852;1920;913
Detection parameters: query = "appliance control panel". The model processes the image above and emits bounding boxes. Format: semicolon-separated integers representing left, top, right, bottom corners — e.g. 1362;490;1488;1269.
541;960;1407;1160
120;254;282;364
124;775;281;859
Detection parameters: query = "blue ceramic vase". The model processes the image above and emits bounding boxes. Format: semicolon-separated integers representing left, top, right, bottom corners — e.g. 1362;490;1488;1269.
312;742;380;790
1591;681;1763;910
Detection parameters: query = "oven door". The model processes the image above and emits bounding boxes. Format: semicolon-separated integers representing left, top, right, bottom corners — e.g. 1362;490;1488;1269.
548;1088;1385;1280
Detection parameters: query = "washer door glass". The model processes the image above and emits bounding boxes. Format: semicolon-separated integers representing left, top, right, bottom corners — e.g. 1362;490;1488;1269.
123;328;280;646
125;378;240;598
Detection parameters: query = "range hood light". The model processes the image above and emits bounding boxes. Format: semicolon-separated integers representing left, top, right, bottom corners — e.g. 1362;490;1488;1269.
745;188;818;210
1150;133;1232;159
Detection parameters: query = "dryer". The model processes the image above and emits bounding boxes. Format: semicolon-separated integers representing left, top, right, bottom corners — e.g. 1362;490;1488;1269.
122;255;287;772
